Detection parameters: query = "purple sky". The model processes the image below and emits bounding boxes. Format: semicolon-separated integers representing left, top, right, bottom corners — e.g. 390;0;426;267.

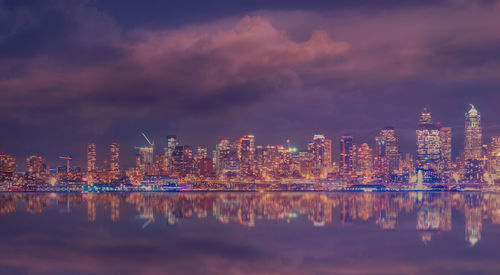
1;0;500;168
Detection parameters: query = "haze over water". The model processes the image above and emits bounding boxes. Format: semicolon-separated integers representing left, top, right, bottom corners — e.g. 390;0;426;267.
1;192;500;274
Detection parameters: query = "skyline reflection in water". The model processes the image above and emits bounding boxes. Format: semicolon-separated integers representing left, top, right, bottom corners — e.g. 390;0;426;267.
1;192;500;274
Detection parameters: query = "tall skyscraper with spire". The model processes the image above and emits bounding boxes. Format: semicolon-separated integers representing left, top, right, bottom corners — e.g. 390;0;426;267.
465;104;482;160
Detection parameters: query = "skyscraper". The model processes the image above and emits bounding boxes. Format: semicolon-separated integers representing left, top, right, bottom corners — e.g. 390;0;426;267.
238;135;256;177
110;142;120;172
26;155;44;178
171;145;193;177
440;127;452;170
357;143;373;173
165;135;178;170
465;104;482;160
0;153;15;180
416;108;441;182
373;136;388;179
308;135;332;177
340;136;354;177
488;137;500;179
87;142;97;173
380;127;400;174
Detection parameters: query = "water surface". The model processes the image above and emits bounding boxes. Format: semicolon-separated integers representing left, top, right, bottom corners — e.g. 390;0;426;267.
1;192;500;274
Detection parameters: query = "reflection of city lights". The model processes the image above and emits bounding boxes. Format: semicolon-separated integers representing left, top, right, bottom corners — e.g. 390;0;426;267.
0;192;494;247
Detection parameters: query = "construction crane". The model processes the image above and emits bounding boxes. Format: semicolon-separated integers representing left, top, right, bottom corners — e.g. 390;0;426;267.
141;132;154;147
59;155;73;173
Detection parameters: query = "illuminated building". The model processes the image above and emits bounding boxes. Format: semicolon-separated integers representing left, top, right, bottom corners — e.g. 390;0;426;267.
0;153;16;180
87;142;97;173
340;136;354;178
26;155;44;178
155;154;167;175
373;136;388;180
416;108;441;183
380;127;400;174
136;134;154;175
239;135;255;177
171;145;193;177
195;147;208;161
465;104;482;160
165;135;178;170
356;143;373;173
110;142;119;172
198;158;215;177
440;127;452;182
488;137;500;179
213;138;232;175
308;135;332;177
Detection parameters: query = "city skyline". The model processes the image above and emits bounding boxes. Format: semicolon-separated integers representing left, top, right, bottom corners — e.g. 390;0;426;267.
1;1;500;168
0;104;493;170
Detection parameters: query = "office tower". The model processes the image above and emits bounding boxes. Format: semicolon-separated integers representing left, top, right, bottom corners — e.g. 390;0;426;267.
373;136;388;178
440;127;452;167
171;145;193;177
465;104;482;160
308;134;331;177
165;135;178;169
238;135;256;177
110;142;120;172
155;154;167;174
26;155;44;178
380;127;400;174
324;139;332;170
440;127;452;181
0;153;15;175
87;142;97;173
488;137;500;179
340;136;354;177
214;138;231;174
416;108;441;182
357;143;373;173
136;146;154;175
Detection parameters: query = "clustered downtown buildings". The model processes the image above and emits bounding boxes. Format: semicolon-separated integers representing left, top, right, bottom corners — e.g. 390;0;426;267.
0;105;499;189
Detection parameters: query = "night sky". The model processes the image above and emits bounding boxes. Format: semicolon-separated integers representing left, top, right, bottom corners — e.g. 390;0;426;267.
1;0;500;169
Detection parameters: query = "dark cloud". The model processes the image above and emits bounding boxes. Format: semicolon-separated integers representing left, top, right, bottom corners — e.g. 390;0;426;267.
0;0;500;167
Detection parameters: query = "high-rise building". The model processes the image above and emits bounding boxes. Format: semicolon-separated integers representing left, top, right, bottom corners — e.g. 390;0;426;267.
171;145;193;177
380;127;400;174
373;136;388;178
440;127;452;172
0;153;16;179
26;155;44;178
165;135;178;170
110;142;120;172
87;142;97;173
488;137;500;179
136;145;154;175
416;108;441;183
357;143;373;173
465;104;482;160
340;136;354;177
238;135;256;177
308;134;331;177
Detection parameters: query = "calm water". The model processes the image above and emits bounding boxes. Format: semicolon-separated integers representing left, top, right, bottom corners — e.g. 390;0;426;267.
1;192;500;274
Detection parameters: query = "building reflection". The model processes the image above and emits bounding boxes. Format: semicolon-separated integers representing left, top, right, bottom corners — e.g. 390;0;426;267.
2;192;500;246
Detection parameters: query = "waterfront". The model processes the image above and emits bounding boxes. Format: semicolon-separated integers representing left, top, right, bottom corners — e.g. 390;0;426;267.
1;192;500;274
